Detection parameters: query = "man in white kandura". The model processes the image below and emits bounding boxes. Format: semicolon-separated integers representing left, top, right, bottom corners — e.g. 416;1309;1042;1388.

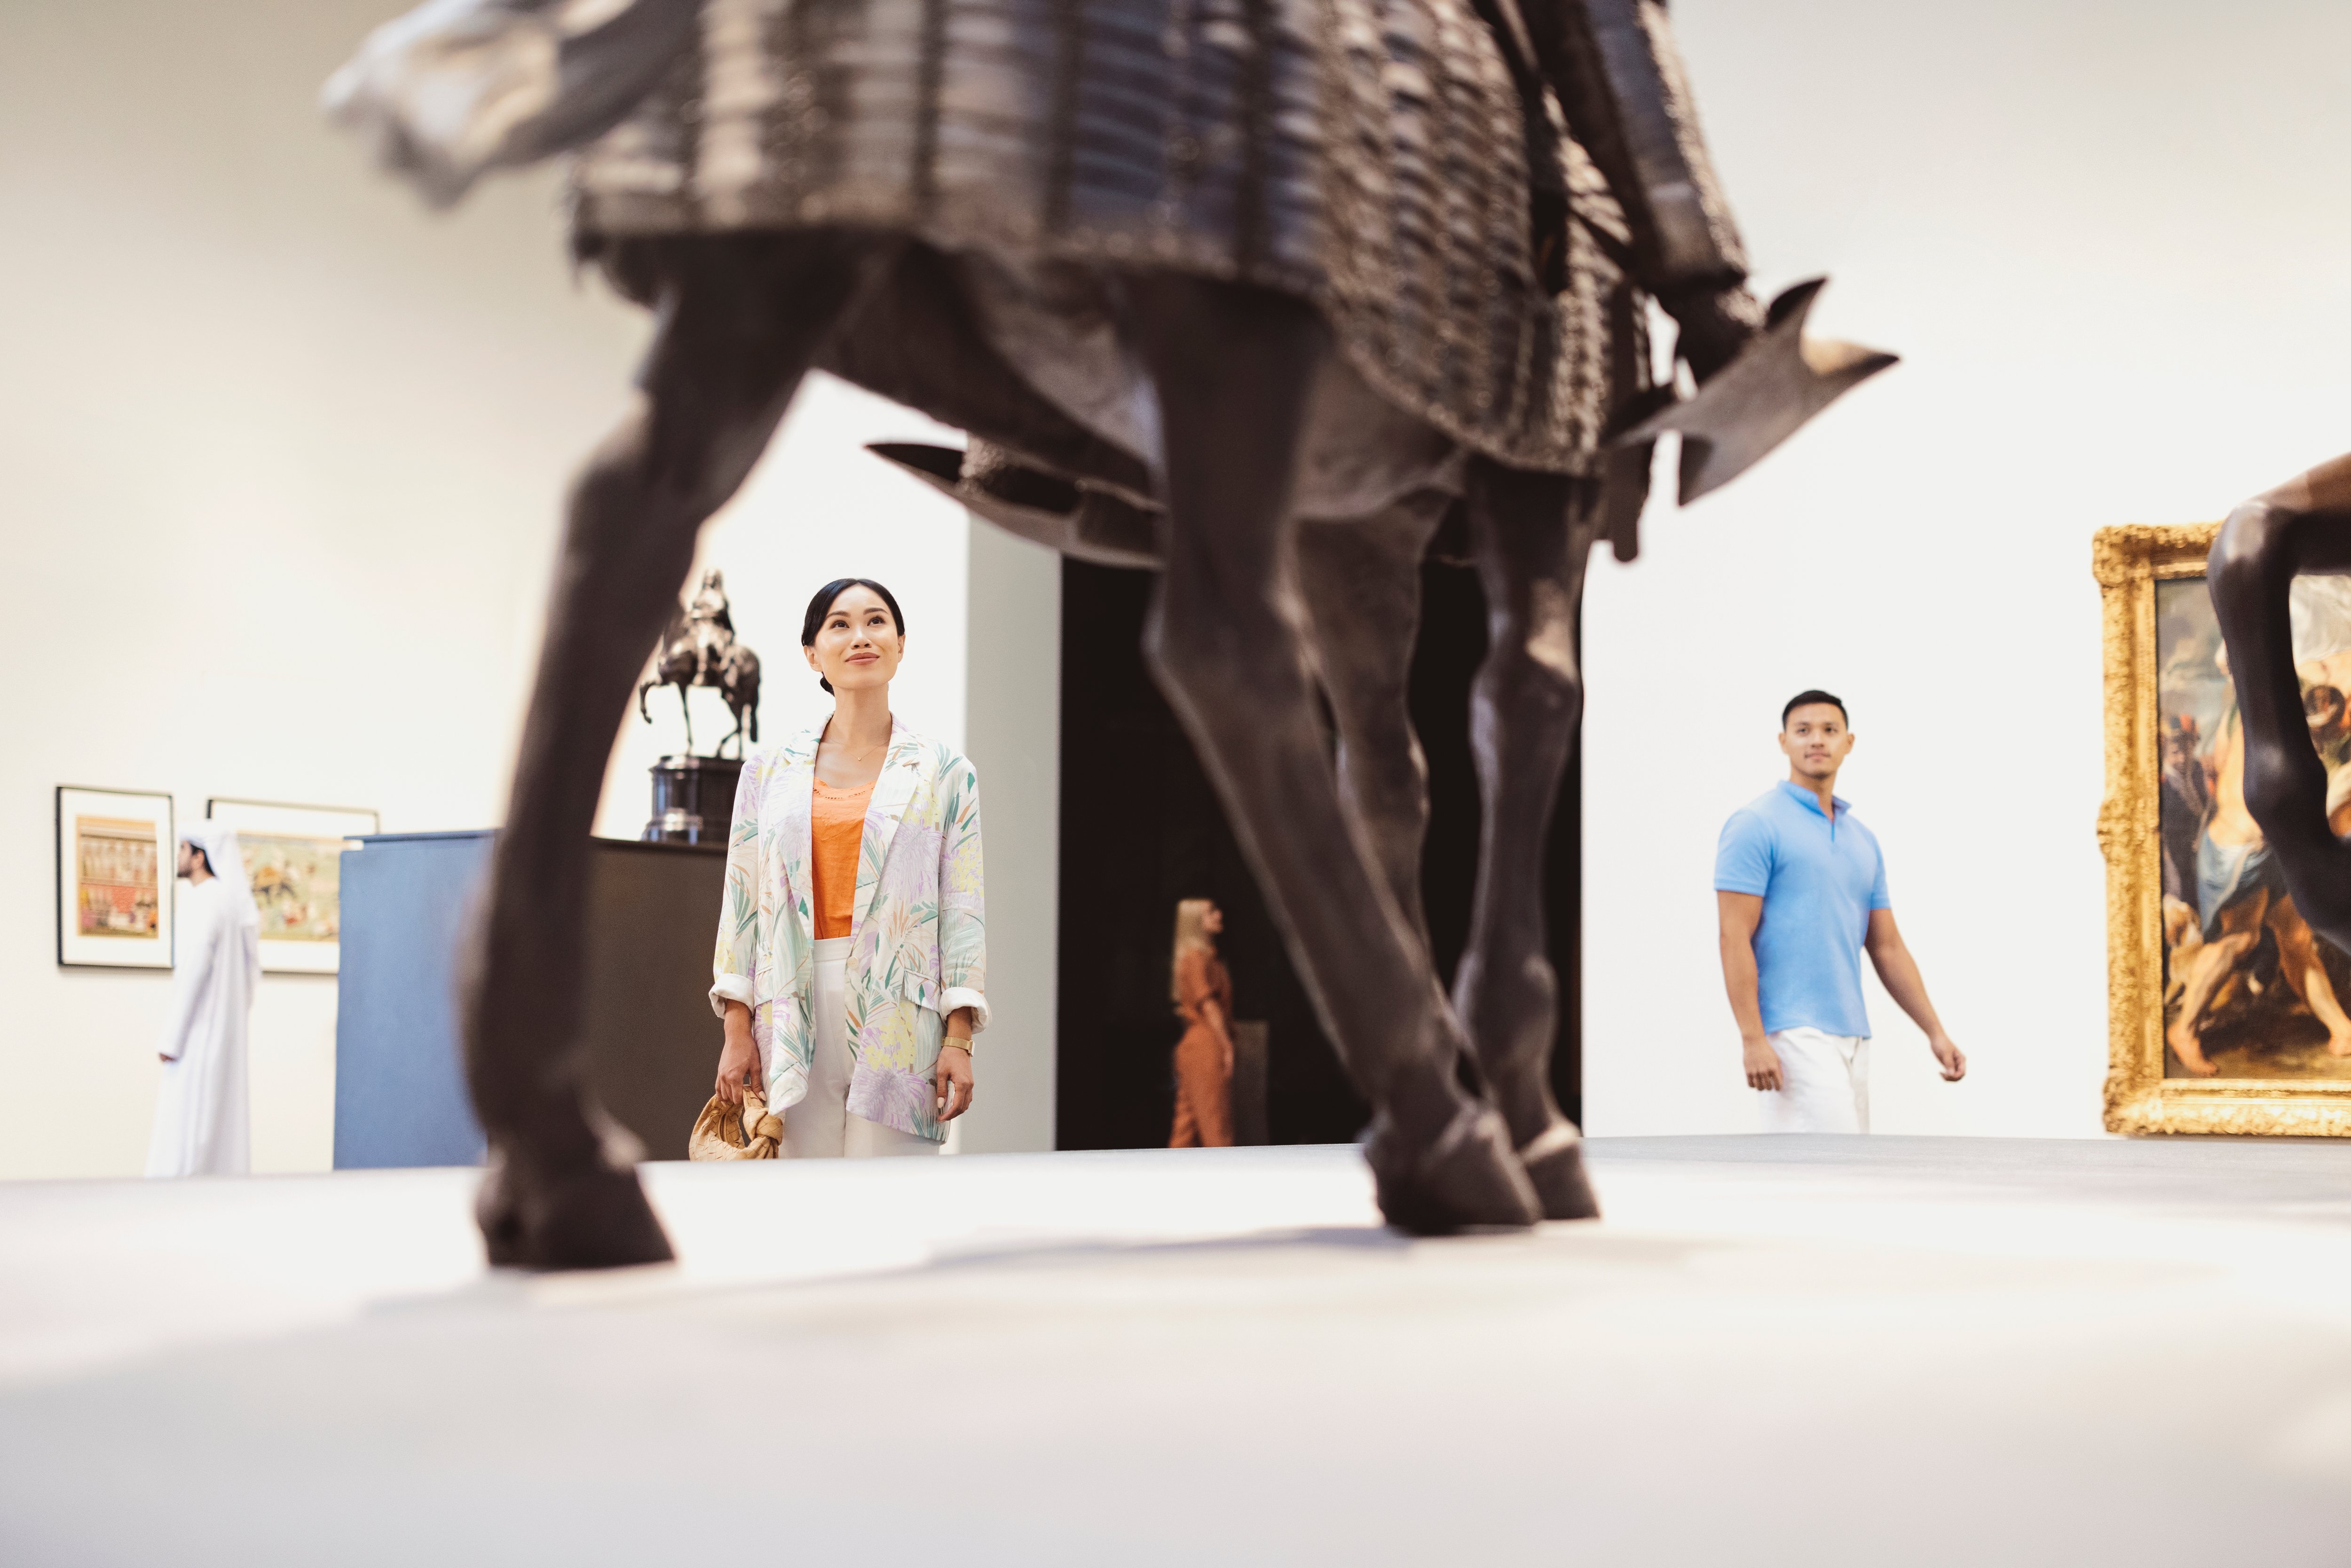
1715;690;1966;1132
146;824;260;1176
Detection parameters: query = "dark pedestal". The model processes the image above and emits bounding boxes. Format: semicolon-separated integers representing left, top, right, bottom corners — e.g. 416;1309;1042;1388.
1231;1020;1269;1146
644;755;743;844
334;832;727;1168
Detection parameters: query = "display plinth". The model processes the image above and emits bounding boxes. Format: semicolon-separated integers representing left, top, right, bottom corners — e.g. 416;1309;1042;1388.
643;755;742;845
334;832;726;1166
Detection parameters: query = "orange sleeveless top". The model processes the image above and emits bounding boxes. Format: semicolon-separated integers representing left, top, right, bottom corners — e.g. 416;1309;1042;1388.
811;779;874;939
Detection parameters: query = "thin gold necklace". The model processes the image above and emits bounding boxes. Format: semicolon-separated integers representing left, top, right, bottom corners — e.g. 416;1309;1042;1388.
823;725;889;764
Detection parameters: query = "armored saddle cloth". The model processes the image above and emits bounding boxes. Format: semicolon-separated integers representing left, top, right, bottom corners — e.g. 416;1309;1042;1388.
334;0;1632;473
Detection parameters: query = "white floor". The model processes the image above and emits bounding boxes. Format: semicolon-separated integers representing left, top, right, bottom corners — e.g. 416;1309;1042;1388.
6;1136;2351;1565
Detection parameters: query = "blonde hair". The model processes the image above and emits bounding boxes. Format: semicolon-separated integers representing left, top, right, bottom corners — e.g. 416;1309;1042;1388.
1170;898;1216;1004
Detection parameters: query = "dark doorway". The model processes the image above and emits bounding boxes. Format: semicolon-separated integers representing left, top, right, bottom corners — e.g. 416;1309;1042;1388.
1054;558;1581;1150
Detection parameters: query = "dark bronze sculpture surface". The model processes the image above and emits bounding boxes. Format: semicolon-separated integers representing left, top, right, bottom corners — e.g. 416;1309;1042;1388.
638;569;761;759
2212;456;2351;955
331;0;1892;1267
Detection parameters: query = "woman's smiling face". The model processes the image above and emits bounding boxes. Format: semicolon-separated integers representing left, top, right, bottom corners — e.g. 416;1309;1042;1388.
805;584;904;693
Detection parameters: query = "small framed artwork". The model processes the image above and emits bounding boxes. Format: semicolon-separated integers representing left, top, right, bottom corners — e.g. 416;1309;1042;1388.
56;787;175;969
205;798;380;974
2097;522;2351;1135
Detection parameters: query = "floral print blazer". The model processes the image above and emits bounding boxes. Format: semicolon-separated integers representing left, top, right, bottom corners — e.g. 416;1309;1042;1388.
710;719;987;1141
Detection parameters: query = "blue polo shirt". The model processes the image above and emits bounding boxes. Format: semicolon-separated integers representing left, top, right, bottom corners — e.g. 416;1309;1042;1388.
1713;781;1891;1038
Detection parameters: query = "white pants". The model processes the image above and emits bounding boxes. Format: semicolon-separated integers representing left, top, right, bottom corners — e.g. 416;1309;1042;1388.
1758;1027;1870;1134
780;938;940;1159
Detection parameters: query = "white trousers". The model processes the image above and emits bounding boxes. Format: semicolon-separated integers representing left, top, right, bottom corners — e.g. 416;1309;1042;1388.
781;937;939;1159
1758;1027;1870;1135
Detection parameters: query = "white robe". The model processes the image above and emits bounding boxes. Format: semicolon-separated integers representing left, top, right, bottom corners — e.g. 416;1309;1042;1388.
145;878;257;1177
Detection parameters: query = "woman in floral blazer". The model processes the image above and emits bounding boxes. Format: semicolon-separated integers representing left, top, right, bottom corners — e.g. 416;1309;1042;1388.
711;579;986;1150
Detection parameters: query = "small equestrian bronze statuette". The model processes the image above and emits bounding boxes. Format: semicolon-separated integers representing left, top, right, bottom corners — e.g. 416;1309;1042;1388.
639;570;762;844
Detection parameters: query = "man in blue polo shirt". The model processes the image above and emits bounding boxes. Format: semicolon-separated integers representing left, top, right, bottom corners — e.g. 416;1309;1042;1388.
1714;690;1965;1132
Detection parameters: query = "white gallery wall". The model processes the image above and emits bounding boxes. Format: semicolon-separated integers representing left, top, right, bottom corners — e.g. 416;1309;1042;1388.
1580;0;2351;1136
958;525;1063;1155
0;0;639;1178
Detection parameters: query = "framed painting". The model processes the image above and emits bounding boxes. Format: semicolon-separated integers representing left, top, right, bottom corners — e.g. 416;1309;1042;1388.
205;799;379;974
2098;522;2351;1135
56;787;175;969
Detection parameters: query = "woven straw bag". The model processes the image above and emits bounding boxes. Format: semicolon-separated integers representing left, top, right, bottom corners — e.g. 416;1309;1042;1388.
689;1087;783;1160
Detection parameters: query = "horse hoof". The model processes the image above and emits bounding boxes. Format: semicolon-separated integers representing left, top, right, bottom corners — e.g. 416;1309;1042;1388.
1365;1104;1542;1234
476;1155;675;1271
1516;1121;1602;1221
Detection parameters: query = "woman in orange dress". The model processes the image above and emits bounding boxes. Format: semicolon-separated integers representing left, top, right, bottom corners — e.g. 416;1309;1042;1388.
1168;898;1234;1148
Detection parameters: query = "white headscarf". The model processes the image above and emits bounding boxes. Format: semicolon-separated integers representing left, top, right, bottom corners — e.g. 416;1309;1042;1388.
186;823;263;939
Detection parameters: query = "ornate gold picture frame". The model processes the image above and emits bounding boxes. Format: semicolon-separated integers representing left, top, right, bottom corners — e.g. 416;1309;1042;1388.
2098;522;2351;1135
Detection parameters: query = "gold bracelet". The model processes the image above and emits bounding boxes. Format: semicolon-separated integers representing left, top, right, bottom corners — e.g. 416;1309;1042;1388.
943;1035;972;1052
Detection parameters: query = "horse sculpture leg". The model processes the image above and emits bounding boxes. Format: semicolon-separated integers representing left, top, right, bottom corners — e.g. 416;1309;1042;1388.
1451;457;1604;1220
2212;452;2351;955
468;231;892;1269
1294;494;1452;943
1123;274;1539;1232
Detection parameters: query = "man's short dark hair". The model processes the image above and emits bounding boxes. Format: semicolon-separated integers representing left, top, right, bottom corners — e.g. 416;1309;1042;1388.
1782;689;1849;728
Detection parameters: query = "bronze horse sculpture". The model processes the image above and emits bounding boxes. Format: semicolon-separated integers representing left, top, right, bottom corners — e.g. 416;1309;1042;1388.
639;569;762;757
330;0;1892;1267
